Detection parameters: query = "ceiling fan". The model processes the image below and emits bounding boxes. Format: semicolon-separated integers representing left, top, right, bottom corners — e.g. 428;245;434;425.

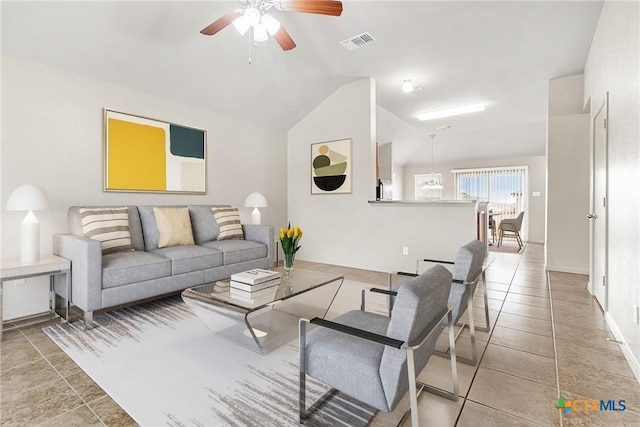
200;0;343;51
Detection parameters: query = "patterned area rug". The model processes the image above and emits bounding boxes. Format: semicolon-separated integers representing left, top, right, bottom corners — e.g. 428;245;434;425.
43;287;379;426
489;240;525;253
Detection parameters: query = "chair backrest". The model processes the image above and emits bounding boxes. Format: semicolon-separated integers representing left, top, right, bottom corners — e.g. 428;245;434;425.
452;240;487;283
514;211;525;230
450;240;487;323
379;265;452;410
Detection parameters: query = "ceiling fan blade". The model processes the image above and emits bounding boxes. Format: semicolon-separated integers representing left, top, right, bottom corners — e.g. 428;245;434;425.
200;10;242;36
274;27;296;51
279;0;343;16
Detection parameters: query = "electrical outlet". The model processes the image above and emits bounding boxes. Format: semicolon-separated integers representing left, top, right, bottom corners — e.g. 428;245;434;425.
634;304;640;325
402;246;409;256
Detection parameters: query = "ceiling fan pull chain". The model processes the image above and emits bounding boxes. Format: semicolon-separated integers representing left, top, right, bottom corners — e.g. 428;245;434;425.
248;30;254;65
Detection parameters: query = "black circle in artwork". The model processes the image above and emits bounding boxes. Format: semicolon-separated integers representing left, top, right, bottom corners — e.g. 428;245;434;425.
314;175;347;192
312;155;331;169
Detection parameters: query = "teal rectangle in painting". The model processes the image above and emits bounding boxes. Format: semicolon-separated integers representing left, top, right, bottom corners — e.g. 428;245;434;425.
169;125;205;159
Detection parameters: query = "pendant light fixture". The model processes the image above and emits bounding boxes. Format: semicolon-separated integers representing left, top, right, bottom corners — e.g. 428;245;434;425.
423;134;443;190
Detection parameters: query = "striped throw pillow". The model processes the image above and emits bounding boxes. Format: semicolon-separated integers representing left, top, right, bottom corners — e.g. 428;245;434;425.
80;207;134;254
212;207;244;240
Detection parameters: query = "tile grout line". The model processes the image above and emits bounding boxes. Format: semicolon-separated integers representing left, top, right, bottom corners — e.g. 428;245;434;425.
546;270;564;427
453;251;522;426
20;329;110;427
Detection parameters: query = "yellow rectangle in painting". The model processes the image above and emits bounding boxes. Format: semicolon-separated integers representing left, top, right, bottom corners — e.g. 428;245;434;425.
107;118;167;191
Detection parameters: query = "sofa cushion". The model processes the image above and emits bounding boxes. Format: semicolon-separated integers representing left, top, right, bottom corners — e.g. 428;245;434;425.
153;207;195;248
79;207;135;254
102;251;171;289
188;205;229;244
212;207;244;240
202;240;267;265
152;245;223;275
138;206;186;251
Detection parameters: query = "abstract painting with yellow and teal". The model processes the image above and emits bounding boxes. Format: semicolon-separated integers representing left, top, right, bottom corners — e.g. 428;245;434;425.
105;109;206;193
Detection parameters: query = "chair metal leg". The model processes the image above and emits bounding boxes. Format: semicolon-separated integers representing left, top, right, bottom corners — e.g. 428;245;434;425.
299;320;307;423
387;272;394;316
435;277;488;366
458;272;491;333
406;349;420;427
476;271;491;332
420;311;459;402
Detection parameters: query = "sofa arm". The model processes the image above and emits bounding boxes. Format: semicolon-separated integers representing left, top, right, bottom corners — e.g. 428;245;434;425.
53;234;103;313
243;225;275;267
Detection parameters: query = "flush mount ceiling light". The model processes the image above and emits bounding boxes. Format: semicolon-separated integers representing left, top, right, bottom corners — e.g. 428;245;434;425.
402;79;422;93
417;103;485;121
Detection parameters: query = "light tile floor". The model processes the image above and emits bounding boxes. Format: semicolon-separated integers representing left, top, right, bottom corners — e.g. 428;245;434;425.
1;243;638;426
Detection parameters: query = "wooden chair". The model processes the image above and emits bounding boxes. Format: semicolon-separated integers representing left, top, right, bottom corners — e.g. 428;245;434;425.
497;211;525;250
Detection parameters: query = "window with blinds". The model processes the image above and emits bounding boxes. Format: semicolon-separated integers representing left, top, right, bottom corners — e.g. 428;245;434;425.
453;166;528;222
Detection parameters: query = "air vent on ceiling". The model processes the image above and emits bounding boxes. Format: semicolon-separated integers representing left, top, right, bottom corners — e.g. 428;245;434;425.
339;32;377;51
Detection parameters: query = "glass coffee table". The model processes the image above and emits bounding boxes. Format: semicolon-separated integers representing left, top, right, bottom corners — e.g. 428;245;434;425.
182;267;343;354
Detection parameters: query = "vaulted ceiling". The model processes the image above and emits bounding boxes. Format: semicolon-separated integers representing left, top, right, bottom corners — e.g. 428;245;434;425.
1;1;603;165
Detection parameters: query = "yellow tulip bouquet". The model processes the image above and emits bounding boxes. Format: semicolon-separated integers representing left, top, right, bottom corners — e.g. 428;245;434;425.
280;223;302;272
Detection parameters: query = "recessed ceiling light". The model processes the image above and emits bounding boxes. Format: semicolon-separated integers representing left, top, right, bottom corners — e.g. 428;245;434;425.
417;103;485;121
402;79;422;93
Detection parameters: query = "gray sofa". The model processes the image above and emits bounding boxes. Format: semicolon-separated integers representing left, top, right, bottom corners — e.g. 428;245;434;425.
53;205;274;325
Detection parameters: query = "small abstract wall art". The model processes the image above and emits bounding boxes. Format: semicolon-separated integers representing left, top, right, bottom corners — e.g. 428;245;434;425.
104;109;207;193
311;138;352;194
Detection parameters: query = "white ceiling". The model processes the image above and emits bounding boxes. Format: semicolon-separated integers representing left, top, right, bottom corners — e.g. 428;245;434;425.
1;1;603;165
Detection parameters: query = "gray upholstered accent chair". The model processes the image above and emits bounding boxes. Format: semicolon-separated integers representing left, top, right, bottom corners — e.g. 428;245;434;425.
299;265;458;427
389;240;489;366
498;211;525;250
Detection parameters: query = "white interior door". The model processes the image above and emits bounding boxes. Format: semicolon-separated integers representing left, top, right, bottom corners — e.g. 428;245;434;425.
590;94;608;310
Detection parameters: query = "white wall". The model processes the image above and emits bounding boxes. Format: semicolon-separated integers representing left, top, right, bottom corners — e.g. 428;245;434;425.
402;156;547;244
546;74;590;274
1;56;288;319
583;0;640;376
288;79;476;273
376;106;426;200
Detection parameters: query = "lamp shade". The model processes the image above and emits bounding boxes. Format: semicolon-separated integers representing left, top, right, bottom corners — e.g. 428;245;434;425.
7;184;52;211
244;192;268;208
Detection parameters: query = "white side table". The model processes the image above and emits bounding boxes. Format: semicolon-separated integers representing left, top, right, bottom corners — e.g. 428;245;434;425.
0;255;71;340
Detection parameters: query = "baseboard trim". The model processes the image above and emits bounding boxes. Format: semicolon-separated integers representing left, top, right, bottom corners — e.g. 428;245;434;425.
545;265;589;275
604;312;640;383
526;239;545;245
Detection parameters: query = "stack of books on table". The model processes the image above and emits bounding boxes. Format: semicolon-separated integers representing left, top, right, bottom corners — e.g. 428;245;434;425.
229;269;281;304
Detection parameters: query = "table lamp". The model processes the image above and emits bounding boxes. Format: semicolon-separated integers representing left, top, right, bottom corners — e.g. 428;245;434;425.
244;192;268;225
6;184;52;262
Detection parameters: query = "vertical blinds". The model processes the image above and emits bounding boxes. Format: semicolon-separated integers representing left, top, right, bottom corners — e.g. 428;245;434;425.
453;166;527;221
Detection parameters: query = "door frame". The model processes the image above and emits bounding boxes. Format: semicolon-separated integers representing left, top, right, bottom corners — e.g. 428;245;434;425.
589;92;609;311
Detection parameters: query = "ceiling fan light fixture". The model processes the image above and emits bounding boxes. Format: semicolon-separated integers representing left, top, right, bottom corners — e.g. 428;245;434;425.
262;14;281;35
417;103;485;121
244;7;261;26
233;15;251;35
254;24;269;42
